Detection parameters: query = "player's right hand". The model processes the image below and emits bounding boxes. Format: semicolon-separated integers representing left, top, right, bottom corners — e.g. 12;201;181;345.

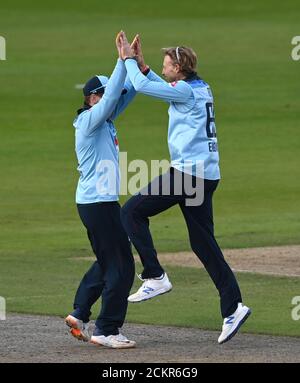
130;34;147;72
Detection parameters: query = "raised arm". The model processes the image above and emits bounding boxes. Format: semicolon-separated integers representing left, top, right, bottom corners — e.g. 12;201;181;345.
131;34;165;84
124;58;191;103
75;33;127;135
119;32;192;103
109;74;136;121
110;34;140;121
76;60;126;135
147;69;166;83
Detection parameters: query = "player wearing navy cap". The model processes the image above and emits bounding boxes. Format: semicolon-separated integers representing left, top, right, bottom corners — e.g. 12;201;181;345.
118;32;251;345
65;33;149;349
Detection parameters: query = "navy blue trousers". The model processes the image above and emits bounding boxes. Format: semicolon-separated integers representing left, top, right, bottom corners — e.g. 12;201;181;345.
120;168;242;318
72;202;134;336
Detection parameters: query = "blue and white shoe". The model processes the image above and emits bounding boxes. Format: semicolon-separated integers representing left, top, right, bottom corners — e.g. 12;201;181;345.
128;273;172;303
218;303;251;344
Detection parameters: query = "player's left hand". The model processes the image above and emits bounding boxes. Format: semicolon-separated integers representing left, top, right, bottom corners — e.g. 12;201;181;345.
131;34;147;71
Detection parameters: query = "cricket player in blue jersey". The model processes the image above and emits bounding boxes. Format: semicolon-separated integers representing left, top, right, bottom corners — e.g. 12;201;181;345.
64;33;150;349
118;32;251;344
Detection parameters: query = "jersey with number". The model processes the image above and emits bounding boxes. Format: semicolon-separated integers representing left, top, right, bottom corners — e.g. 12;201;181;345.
124;59;220;180
73;59;136;204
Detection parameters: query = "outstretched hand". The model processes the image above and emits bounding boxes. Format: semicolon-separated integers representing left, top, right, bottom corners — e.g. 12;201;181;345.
130;34;147;71
115;31;123;59
116;31;134;60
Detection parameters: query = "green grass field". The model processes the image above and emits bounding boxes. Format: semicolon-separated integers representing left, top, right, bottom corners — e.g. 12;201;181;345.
0;0;300;336
1;254;300;336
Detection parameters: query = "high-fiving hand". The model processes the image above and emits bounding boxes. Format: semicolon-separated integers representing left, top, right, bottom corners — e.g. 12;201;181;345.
116;31;147;71
130;34;147;71
116;31;134;60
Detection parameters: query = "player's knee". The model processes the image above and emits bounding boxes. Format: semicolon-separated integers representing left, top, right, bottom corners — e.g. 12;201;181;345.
120;204;130;226
190;239;203;257
121;198;139;222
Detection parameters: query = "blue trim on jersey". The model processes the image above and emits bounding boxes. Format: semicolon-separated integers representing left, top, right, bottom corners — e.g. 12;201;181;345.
187;79;208;88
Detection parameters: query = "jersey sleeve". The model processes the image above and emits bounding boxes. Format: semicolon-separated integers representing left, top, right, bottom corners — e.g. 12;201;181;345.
147;69;166;83
76;59;127;135
109;68;166;121
124;58;192;103
109;74;136;121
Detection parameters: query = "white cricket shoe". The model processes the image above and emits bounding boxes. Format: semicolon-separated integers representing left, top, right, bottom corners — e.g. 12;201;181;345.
65;314;92;342
90;333;136;349
128;273;172;303
218;303;251;344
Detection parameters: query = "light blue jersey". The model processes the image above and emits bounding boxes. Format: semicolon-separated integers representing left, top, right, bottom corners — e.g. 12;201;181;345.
73;59;136;204
124;59;220;180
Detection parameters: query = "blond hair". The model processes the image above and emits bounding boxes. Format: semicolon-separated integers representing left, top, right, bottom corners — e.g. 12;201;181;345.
162;46;197;76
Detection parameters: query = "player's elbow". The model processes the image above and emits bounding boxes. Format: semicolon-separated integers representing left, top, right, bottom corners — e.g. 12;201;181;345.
132;77;148;92
132;82;142;92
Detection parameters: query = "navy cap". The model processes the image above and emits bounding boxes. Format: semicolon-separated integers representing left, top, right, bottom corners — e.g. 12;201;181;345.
83;74;127;97
83;75;109;96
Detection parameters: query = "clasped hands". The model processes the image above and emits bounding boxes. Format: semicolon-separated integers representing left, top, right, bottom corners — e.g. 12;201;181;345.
116;30;147;72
